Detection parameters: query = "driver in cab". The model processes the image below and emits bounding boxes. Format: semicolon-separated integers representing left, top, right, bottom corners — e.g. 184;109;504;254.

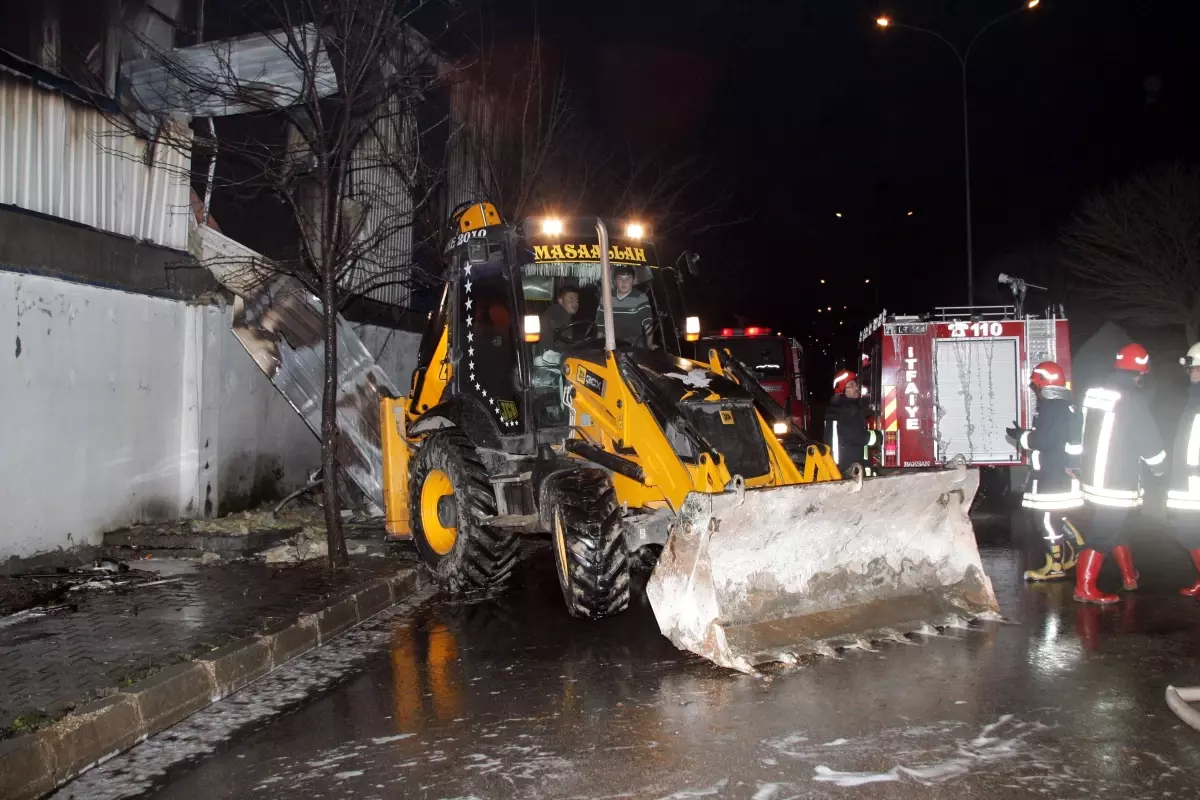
596;265;653;346
540;285;580;348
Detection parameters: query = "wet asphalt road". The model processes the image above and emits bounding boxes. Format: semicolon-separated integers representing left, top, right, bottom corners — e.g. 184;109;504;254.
65;509;1200;799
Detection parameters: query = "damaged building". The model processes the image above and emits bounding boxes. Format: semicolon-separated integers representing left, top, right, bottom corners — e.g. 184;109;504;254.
0;0;491;563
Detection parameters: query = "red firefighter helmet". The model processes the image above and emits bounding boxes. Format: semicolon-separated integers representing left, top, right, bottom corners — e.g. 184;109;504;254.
1030;361;1067;390
1114;343;1151;374
832;370;857;393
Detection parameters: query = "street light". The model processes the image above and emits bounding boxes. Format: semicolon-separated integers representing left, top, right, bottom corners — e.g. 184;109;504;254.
876;2;1040;305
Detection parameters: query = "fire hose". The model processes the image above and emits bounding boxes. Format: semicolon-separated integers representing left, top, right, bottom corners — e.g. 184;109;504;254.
1165;686;1200;732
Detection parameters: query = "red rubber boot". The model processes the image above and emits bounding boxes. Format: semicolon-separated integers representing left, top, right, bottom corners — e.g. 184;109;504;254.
1180;549;1200;596
1073;549;1119;605
1112;545;1139;591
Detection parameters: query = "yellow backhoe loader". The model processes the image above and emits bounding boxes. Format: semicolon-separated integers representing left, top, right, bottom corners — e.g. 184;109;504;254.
379;203;998;672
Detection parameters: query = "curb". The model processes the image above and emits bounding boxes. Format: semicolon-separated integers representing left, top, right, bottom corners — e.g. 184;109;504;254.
0;569;422;800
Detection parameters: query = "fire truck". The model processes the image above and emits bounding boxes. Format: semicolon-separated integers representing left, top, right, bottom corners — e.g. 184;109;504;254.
689;327;812;434
858;303;1070;471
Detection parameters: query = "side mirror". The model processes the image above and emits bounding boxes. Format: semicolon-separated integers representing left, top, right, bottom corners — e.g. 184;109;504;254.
686;252;701;276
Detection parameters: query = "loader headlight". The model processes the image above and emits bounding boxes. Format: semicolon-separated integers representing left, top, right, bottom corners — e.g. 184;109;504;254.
625;222;646;239
772;421;789;436
524;314;541;343
685;315;701;342
541;218;564;235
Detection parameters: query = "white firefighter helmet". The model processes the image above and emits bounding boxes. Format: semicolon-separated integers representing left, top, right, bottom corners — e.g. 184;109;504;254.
1182;342;1200;368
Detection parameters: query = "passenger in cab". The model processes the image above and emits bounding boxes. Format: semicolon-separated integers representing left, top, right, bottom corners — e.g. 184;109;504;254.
596;266;653;346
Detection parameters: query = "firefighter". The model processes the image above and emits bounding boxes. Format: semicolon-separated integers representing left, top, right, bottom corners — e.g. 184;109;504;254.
825;370;877;476
1075;343;1166;604
1170;342;1200;597
1006;361;1086;582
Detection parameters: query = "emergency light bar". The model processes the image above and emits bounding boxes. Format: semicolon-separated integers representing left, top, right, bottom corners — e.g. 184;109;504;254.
715;326;772;337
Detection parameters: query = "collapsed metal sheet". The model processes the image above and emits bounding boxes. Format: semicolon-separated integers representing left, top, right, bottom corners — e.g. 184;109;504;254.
123;24;338;117
646;469;998;672
228;275;400;513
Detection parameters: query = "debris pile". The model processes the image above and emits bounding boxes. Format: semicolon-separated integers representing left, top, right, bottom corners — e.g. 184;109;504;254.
0;559;172;621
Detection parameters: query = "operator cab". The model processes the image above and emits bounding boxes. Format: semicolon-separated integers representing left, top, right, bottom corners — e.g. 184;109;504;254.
425;207;685;452
516;217;682;429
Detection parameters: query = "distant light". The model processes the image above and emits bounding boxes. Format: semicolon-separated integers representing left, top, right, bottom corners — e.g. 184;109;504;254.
843;306;848;310
826;306;832;311
772;421;789;436
876;16;891;27
864;278;871;284
820;279;826;284
835;212;844;218
906;210;914;216
1027;0;1039;8
817;308;822;313
840;321;845;326
625;222;646;239
542;218;563;235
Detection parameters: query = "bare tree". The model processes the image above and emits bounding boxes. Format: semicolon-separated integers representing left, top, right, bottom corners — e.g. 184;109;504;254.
453;14;585;222
114;0;456;566
447;8;737;248
1063;162;1200;342
603;148;740;241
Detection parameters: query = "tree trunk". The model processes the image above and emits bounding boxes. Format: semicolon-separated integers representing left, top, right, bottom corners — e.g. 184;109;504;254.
321;269;349;568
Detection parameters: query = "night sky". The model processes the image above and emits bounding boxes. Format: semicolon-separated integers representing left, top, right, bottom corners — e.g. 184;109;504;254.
495;0;1200;370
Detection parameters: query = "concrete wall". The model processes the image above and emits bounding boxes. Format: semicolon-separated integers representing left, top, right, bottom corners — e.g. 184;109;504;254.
0;270;418;561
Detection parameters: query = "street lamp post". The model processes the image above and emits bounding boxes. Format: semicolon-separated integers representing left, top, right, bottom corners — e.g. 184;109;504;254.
877;1;1039;306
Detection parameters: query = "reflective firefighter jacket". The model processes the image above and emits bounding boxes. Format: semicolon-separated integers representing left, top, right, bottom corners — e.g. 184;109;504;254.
825;393;878;474
1018;385;1084;510
1167;383;1200;512
1080;372;1166;508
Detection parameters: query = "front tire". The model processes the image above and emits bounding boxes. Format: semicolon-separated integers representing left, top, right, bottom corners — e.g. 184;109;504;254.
409;430;519;593
547;468;631;619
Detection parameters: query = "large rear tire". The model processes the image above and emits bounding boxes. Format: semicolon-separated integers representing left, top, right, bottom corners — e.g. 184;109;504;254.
409;430;519;593
547;468;631;619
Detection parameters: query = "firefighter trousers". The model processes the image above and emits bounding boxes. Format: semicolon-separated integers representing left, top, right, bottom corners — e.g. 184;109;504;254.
1085;506;1132;553
1026;510;1078;555
1172;512;1200;550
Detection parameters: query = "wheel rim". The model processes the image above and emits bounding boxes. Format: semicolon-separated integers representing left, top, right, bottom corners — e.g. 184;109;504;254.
553;508;569;580
420;469;457;555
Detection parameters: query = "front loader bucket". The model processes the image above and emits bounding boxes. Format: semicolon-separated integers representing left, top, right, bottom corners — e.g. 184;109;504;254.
645;468;998;672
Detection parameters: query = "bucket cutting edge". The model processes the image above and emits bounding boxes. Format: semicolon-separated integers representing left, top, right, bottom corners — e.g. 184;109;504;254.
645;469;997;672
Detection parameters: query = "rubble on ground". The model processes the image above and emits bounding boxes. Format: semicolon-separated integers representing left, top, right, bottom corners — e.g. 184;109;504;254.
261;529;329;565
0;559;165;618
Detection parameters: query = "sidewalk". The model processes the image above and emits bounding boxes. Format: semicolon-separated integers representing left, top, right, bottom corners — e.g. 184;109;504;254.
0;540;423;799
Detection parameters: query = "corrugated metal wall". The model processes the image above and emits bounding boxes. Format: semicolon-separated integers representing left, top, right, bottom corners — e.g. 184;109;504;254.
345;90;416;308
345;79;490;309
0;76;192;252
444;80;489;220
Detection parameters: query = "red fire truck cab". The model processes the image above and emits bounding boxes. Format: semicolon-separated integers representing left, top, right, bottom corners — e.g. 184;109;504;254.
859;305;1070;470
691;327;812;434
